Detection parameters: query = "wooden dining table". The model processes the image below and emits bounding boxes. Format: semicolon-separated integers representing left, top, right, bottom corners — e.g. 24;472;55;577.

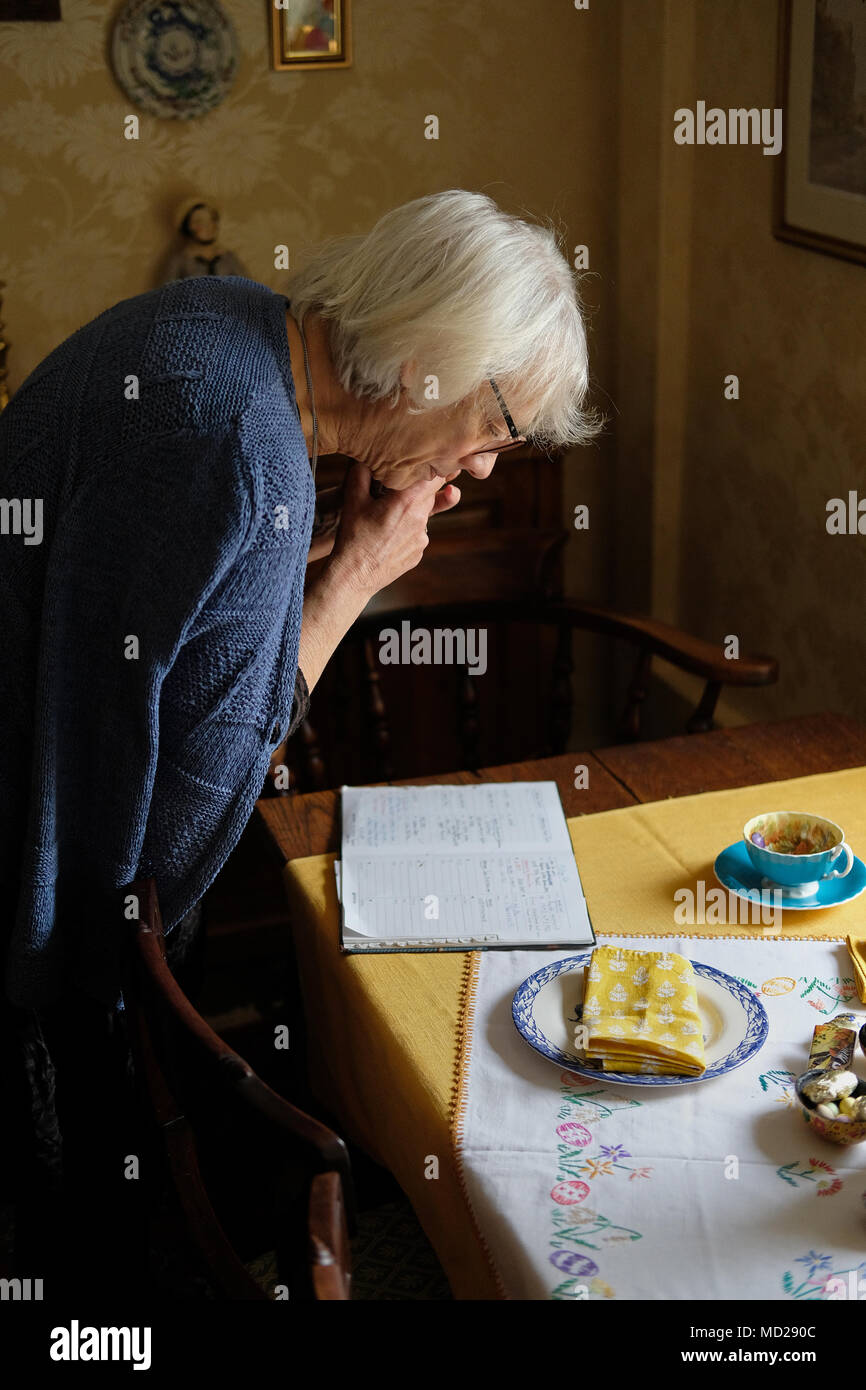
257;711;866;1298
259;712;866;858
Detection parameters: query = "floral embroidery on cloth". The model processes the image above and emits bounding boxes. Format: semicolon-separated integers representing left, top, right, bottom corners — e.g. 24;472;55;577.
549;1074;650;1299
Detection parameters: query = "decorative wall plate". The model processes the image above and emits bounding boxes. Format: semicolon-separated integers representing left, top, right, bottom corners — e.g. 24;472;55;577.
111;0;239;121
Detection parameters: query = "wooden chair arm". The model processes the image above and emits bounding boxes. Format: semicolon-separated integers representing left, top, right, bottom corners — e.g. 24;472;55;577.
129;1004;267;1299
308;1171;352;1300
544;599;779;686
355;593;777;685
128;878;354;1221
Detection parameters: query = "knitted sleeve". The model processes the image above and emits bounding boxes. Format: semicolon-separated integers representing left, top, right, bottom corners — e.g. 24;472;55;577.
52;425;255;902
2;423;259;1007
130;393;314;937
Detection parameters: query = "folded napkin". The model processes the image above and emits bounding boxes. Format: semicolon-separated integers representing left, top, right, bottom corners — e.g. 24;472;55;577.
581;945;706;1075
846;934;866;1004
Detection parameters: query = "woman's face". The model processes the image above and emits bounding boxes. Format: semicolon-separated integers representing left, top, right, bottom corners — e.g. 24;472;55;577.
359;380;529;491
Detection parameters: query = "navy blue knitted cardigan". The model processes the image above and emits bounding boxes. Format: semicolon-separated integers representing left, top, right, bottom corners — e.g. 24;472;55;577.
0;277;315;1009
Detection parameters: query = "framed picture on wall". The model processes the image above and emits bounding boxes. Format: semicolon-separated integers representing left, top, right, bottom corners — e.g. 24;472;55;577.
775;0;866;264
271;0;351;71
0;0;60;15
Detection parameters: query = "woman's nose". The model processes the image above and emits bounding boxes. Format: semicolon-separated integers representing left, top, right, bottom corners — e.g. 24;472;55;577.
462;452;498;479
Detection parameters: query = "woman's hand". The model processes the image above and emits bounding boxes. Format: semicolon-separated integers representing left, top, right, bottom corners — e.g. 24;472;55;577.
307;530;337;564
306;482;344;565
296;461;460;695
329;461;460;597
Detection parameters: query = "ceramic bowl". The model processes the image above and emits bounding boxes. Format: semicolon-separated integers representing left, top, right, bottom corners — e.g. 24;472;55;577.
794;1066;866;1146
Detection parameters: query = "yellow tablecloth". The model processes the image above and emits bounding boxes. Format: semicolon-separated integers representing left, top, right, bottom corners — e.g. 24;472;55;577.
568;765;866;942
281;767;866;1300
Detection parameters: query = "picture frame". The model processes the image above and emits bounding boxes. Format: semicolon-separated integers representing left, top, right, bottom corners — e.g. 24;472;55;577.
0;0;60;16
270;0;352;72
774;0;866;266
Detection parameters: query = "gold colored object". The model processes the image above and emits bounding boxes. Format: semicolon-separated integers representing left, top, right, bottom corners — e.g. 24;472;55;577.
807;1011;858;1072
846;935;866;1004
271;0;352;71
0;281;9;413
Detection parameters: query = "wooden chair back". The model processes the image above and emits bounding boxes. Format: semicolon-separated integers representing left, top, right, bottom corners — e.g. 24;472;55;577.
273;526;778;792
124;876;353;1300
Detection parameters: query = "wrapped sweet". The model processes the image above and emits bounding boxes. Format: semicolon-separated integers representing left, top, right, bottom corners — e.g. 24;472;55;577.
806;1013;857;1073
802;1070;859;1104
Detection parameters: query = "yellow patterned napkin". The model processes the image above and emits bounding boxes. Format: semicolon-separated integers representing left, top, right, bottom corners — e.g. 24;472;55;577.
846;935;866;1004
581;946;707;1076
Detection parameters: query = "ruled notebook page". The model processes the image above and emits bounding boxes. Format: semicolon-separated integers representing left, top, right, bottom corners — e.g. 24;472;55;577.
338;782;595;950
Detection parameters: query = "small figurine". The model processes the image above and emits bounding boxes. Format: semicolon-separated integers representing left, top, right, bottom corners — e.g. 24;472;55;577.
163;197;250;284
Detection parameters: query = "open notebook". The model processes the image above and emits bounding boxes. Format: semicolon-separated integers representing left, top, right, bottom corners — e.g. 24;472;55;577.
336;781;595;953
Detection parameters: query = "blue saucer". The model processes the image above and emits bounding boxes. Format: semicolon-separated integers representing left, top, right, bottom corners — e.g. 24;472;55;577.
714;841;866;911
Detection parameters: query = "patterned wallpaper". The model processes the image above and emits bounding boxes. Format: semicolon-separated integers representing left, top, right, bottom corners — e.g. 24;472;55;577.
0;0;619;742
676;0;866;726
0;0;617;395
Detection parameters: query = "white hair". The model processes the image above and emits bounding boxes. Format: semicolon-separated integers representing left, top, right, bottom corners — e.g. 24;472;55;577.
284;189;601;450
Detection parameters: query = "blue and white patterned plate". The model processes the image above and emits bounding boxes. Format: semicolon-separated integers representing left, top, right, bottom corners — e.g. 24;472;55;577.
111;0;239;120
512;952;769;1086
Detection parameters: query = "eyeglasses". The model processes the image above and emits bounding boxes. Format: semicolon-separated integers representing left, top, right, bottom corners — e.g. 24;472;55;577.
468;378;527;457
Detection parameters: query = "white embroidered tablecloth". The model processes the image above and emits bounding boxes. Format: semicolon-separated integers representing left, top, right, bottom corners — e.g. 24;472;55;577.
455;936;866;1300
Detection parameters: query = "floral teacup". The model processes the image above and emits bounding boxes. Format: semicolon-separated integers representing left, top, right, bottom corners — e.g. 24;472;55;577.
743;811;853;897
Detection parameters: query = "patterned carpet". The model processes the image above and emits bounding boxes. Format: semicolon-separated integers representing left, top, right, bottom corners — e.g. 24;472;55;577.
351;1197;453;1300
247;1197;453;1301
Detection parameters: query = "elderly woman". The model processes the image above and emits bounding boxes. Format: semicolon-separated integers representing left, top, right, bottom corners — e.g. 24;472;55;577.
0;188;596;1289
